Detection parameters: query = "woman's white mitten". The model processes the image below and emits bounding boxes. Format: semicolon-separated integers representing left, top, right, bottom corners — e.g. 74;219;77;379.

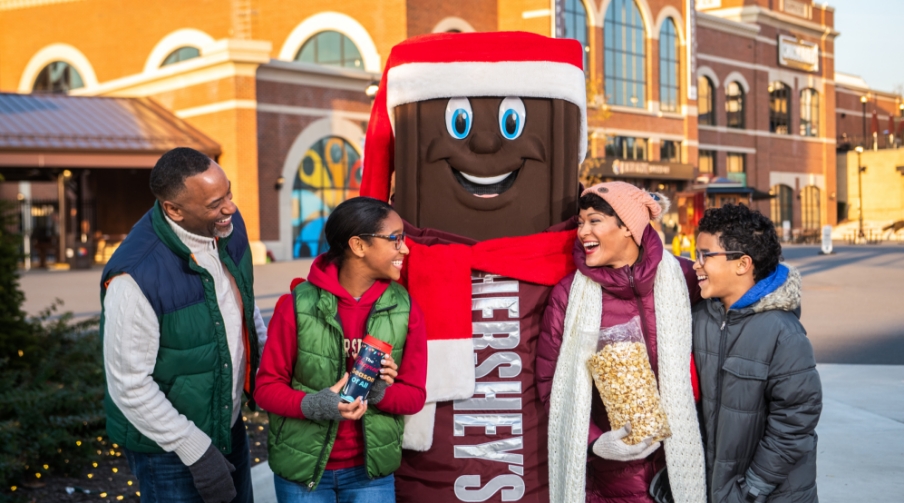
591;423;661;462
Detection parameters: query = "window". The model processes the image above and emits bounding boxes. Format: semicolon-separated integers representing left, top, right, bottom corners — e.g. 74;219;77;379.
604;0;646;108
770;184;794;228
296;31;363;69
292;137;362;258
660;140;680;162
32;61;84;94
658;18;680;113
606;136;648;160
726;153;745;173
726;81;744;128
162;46;200;66
698;150;715;174
801;186;820;230
769;81;790;134
800;88;819;137
564;0;590;73
727;153;746;185
698;76;715;125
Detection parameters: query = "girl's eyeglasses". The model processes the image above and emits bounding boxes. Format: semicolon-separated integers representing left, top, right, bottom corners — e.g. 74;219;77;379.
359;233;407;250
695;250;745;266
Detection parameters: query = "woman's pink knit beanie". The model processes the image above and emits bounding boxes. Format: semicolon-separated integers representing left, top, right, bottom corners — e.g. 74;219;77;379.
581;181;670;246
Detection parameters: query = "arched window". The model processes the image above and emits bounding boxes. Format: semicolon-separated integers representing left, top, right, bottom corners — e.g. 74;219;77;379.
770;184;794;230
726;81;744;129
800;88;819;137
292;137;362;258
769;81;790;134
32;61;84;93
604;0;646;108
698;76;714;125
801;186;821;230
564;0;590;72
658;18;680;113
162;46;200;66
296;31;363;69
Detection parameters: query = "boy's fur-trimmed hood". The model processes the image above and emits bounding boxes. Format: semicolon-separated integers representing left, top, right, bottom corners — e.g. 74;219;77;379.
749;265;801;314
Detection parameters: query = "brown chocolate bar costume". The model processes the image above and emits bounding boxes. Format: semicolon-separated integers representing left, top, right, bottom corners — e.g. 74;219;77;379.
361;32;587;502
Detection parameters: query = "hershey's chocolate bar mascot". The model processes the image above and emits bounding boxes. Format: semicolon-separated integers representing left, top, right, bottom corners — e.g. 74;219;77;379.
361;32;587;502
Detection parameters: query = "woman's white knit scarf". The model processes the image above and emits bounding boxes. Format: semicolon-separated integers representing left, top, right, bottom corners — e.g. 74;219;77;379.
548;249;707;503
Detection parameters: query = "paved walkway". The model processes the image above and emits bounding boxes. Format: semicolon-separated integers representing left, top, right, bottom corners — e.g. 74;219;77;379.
246;364;904;502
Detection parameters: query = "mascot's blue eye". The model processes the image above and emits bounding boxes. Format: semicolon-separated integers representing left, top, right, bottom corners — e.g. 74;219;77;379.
498;97;526;140
445;98;473;139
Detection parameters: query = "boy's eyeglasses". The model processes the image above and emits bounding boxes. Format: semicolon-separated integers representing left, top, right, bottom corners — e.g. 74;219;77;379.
695;250;746;266
359;233;406;250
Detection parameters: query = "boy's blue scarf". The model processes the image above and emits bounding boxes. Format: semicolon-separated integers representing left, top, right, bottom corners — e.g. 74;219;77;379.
731;263;789;310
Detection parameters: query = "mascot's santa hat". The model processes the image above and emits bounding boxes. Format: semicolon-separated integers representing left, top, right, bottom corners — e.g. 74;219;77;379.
360;33;587;438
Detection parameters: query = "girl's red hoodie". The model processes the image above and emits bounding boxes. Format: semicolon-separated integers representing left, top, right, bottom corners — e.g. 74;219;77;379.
254;255;428;470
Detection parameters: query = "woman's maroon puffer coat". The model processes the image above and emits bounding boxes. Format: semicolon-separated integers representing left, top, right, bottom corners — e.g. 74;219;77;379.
536;225;700;503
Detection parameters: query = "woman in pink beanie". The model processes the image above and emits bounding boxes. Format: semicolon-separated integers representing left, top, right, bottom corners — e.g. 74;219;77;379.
538;182;708;503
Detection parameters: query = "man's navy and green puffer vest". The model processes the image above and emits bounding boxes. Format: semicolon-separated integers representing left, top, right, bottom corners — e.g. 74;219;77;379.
100;201;260;455
267;280;409;490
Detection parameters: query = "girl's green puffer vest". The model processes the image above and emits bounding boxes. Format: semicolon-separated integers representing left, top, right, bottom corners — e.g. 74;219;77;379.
267;280;409;490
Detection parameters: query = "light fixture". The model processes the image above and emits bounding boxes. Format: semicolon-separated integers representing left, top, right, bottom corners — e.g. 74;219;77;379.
855;146;864;153
365;81;380;98
62;169;72;178
860;95;868;104
274;176;285;190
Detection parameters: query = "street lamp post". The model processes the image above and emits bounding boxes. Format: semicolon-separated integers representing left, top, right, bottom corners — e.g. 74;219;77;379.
855;146;865;240
860;95;868;147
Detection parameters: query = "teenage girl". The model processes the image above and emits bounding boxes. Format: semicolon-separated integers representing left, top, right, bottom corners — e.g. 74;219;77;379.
255;196;427;502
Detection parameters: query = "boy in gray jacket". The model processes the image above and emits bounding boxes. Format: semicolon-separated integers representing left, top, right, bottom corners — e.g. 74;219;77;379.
692;204;821;503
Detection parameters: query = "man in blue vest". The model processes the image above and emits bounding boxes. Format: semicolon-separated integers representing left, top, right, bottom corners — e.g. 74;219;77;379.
101;147;267;503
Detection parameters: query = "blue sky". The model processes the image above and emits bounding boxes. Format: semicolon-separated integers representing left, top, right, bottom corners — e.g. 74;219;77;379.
828;0;904;93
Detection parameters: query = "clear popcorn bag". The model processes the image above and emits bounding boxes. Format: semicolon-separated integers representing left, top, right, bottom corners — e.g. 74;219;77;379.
586;316;672;445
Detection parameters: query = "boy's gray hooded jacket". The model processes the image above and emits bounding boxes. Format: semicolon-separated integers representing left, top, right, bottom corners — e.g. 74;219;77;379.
692;266;821;503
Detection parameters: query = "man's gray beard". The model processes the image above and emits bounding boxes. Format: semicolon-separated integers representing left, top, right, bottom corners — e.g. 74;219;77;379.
213;223;234;239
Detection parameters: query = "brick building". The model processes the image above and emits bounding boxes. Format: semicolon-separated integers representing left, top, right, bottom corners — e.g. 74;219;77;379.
0;0;899;263
694;0;838;237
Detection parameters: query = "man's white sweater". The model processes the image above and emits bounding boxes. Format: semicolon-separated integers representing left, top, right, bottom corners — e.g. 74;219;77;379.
103;216;267;465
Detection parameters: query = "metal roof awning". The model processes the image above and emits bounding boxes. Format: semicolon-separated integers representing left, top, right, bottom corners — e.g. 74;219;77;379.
0;92;220;171
698;178;774;201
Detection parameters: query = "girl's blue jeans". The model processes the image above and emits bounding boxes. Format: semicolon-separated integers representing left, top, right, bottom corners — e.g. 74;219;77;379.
273;466;395;503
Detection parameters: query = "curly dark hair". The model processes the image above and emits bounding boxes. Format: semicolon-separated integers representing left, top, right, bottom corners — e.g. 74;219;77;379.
697;203;782;281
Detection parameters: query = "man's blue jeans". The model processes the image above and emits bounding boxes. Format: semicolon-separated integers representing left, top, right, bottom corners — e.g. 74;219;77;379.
125;418;253;503
273;466;395;503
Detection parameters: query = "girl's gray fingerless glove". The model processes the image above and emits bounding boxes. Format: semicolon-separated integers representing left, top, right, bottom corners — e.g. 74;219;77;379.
301;388;344;421
368;379;391;405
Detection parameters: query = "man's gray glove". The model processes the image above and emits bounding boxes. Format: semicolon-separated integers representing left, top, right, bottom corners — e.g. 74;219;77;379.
301;388;344;421
738;469;776;503
188;443;236;503
591;422;661;462
368;379;391;405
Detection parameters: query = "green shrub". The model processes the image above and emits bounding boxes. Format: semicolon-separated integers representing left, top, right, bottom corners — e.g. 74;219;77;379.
0;308;105;491
0;200;106;497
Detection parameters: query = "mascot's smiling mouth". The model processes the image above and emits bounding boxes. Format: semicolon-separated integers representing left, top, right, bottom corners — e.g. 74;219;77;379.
451;166;521;198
